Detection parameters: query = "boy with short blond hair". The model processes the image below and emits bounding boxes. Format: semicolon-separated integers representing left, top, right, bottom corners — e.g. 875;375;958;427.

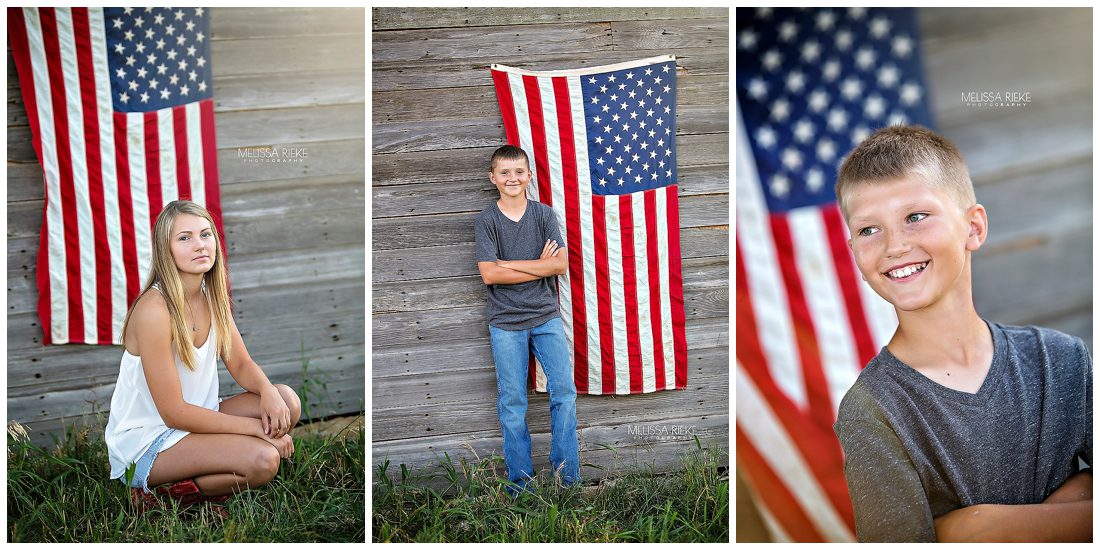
474;144;580;495
833;125;1092;542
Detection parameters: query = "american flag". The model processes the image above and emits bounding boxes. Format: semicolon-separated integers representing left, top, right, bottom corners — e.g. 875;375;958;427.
491;56;688;395
735;7;933;541
8;7;223;346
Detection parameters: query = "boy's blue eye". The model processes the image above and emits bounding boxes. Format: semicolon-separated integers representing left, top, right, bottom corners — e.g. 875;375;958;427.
858;226;878;237
906;213;928;223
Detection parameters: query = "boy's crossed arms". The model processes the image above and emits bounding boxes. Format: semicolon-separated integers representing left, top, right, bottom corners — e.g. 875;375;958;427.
934;471;1092;542
478;239;567;285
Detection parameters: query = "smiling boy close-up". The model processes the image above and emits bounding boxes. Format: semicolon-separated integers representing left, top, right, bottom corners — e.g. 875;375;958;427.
832;125;1092;543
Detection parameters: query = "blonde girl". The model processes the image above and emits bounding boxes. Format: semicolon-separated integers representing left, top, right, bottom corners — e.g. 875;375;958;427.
105;200;301;509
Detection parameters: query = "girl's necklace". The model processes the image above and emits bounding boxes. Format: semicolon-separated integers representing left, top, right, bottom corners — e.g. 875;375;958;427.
186;296;197;332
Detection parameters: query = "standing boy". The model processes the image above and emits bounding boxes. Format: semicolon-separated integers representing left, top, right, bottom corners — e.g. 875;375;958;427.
833;126;1092;542
475;144;580;494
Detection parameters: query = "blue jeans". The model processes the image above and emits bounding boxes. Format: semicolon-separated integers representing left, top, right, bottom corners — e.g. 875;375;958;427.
489;317;580;490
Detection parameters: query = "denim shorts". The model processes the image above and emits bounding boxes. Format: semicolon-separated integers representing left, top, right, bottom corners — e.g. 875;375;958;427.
123;428;176;494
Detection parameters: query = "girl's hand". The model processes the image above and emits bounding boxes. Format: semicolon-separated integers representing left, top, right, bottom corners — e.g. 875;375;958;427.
259;385;292;439
258;433;295;459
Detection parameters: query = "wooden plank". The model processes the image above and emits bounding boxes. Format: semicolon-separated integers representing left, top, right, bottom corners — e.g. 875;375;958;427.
373;370;728;443
373;22;611;64
973;227;1091;329
372;255;727;313
213;7;365;39
941;93;1091;184
372;47;730;92
220;138;365;184
371;7;729;30
372;133;724;186
371;103;726;155
374;343;726;413
371;314;728;378
15;371;364;448
370;225;727;285
211;35;364;77
371;73;728;123
370;192;727;254
215;103;364;149
372;413;729;484
919;7;1083;45
371;286;727;349
923;9;1089;125
215;70;365;112
370;163;727;219
610;18;729;50
976;160;1091;250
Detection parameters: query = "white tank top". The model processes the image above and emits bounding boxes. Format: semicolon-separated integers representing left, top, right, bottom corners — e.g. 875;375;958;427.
105;295;220;479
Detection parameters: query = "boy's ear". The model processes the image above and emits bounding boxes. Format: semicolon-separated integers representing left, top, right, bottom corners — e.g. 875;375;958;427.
965;203;988;252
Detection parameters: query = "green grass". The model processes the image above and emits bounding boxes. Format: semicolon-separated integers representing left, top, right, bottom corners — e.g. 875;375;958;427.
372;442;729;542
7;417;365;543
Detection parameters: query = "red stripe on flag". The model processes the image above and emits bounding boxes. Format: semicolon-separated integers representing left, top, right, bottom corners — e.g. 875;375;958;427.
143;111;163;229
173;105;191;200
591;194;616;393
72;8;112;344
770;214;834;430
736;237;856;533
199;99;223;238
737;427;827;542
521;75;552;206
113;112;139;307
492;70;520;145
41;8;85;344
8;8;56;344
821;205;877;366
665;185;688;388
551;76;589;392
618;194;643;393
644;190;666;390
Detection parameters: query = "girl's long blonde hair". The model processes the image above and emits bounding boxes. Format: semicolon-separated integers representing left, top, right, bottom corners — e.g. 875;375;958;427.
120;200;233;371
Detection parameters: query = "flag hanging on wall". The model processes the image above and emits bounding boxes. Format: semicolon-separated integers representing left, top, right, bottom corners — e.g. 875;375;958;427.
736;7;934;542
491;55;688;395
8;7;224;346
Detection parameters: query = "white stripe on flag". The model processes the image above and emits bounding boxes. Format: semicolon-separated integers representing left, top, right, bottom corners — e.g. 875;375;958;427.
186;101;206;207
788;206;861;415
24;8;69;343
507;73;538;203
737;363;855;542
631;190;656;393
603;198;629;394
157;107;178;204
126;113;152;284
655;189;676;388
566;76;603;394
735;107;807;408
538;76;574;381
87;8;124;341
56;8;98;342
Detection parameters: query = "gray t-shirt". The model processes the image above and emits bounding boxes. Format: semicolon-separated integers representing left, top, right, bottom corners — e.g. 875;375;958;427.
834;321;1092;542
474;200;563;330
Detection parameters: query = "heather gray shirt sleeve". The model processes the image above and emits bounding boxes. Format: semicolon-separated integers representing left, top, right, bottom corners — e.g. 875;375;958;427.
836;386;936;542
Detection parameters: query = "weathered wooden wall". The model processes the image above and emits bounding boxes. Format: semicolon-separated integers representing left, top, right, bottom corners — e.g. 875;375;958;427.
735;7;1092;541
371;7;730;480
7;8;366;446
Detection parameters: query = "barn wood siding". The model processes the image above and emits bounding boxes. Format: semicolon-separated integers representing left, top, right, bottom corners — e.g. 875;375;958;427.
6;8;366;446
370;7;730;482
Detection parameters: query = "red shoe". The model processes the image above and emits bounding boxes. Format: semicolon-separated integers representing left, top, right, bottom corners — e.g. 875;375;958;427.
130;487;162;513
155;478;206;507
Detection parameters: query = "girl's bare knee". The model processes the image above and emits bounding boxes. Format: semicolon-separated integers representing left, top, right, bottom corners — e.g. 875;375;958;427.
276;384;302;425
245;444;280;486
